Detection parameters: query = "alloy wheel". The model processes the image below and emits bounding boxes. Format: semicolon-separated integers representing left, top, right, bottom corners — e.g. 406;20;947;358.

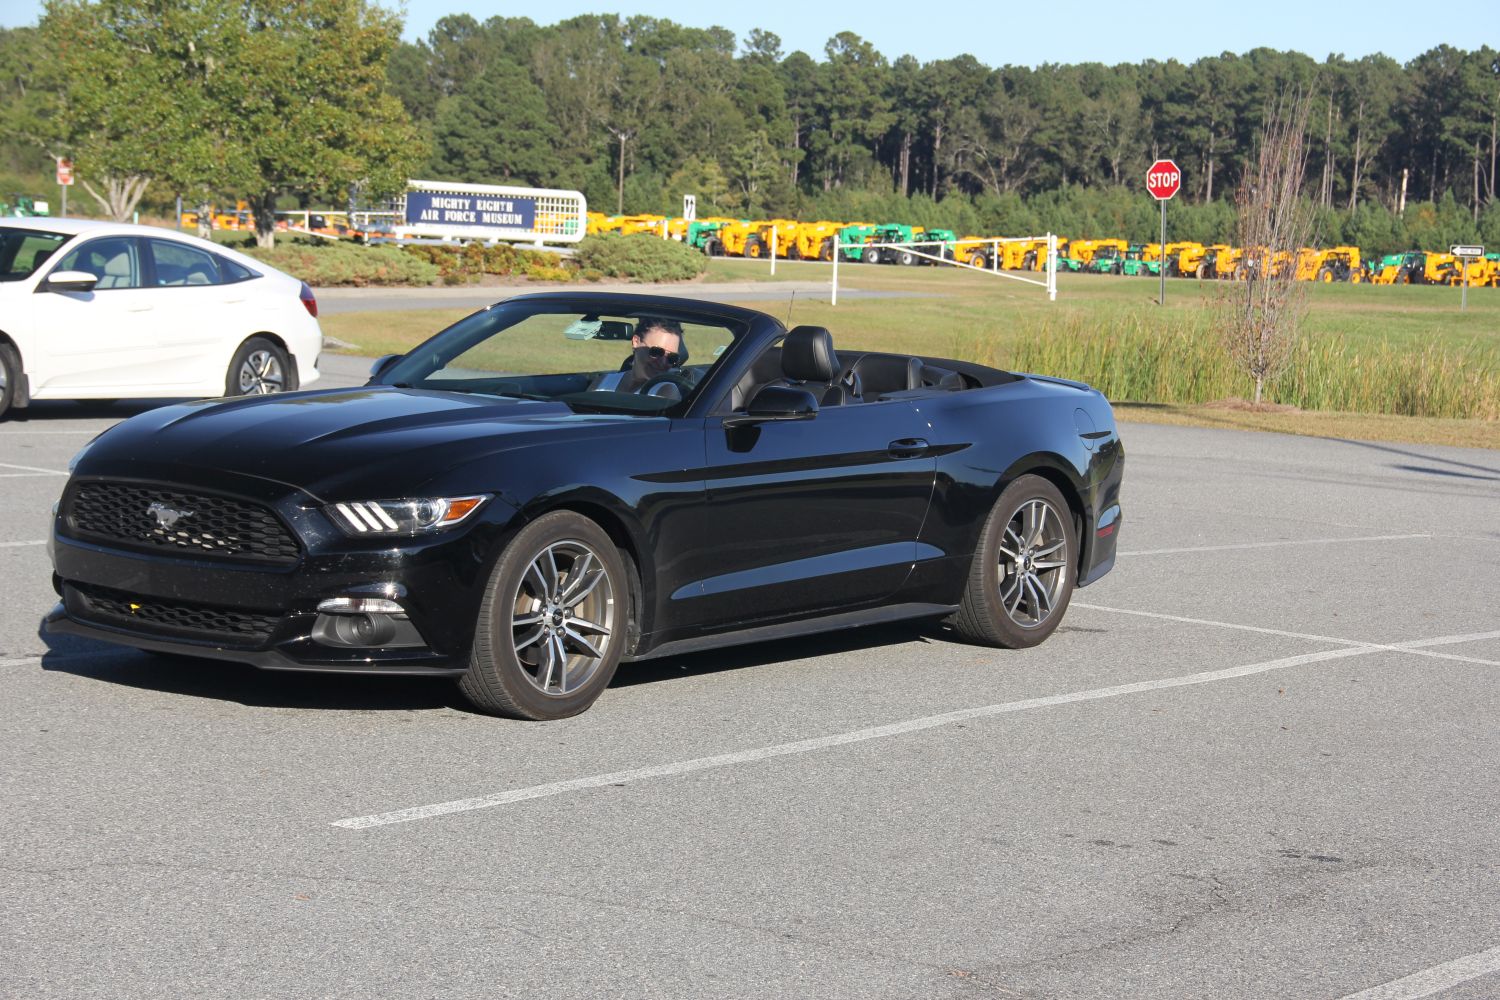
509;540;616;697
996;498;1069;628
237;350;285;394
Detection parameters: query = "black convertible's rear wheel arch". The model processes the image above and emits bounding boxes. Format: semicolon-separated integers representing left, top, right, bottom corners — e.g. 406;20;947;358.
979;456;1088;582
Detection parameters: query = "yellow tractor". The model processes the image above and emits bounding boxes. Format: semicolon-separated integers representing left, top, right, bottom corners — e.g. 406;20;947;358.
1066;238;1128;268
615;214;667;237
1313;246;1363;283
791;221;850;261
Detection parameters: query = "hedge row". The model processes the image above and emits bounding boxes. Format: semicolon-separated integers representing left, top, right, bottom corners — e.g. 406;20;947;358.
244;233;708;287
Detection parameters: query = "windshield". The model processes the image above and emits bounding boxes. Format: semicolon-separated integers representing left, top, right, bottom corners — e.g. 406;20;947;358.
0;228;68;282
379;301;742;414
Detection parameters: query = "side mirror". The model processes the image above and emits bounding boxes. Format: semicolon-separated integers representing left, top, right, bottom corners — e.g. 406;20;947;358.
368;354;401;380
723;385;819;428
41;270;99;294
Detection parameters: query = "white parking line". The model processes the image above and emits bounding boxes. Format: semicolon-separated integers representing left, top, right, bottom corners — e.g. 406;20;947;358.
0;462;67;476
1119;533;1431;556
1075;604;1500;667
1333;943;1500;999
332;627;1494;831
0;540;46;548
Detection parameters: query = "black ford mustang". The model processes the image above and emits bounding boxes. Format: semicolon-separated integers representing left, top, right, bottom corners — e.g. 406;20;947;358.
47;292;1123;719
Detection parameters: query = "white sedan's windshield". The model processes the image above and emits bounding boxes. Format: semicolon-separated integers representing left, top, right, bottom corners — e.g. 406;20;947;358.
0;228;68;282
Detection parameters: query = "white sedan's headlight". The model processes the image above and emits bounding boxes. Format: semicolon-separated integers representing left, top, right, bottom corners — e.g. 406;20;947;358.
325;495;490;536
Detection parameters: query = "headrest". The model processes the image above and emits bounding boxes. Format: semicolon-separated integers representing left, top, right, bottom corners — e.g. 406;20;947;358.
781;326;839;382
103;252;132;277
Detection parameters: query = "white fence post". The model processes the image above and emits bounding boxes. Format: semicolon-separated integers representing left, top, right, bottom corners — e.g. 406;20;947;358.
831;236;839;306
1047;232;1058;302
770;226;777;276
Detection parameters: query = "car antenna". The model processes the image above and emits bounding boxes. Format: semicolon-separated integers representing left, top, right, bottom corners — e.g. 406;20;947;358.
785;289;796;327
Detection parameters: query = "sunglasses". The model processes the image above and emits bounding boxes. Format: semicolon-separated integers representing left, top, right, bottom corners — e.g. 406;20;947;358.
642;345;683;366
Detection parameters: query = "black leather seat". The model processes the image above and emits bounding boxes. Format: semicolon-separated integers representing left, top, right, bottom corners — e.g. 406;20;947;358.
850;353;924;397
777;326;849;406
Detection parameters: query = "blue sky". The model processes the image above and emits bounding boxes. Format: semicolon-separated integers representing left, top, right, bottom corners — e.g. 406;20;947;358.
1;0;1494;66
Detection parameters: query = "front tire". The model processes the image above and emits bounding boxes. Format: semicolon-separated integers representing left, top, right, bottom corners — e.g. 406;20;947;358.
948;475;1076;648
226;336;292;396
0;342;19;420
459;511;627;720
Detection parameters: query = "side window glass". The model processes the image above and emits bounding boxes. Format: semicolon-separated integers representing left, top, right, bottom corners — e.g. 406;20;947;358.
55;237;143;290
216;254;257;283
149;239;222;287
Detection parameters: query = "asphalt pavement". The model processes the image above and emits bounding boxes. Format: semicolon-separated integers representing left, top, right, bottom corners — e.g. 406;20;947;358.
2;371;1498;999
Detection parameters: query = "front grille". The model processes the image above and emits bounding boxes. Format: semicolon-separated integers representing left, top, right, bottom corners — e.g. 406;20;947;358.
68;583;283;644
66;482;300;564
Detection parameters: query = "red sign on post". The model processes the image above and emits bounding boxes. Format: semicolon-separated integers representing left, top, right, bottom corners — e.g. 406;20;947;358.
1146;159;1180;201
56;159;74;186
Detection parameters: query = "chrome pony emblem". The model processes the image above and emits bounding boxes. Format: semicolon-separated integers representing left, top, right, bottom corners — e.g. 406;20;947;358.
147;501;193;529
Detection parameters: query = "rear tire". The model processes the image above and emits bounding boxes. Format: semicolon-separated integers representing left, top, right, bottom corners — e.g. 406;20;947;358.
948;475;1076;649
897;250;916;266
459;511;628;720
226;337;292;396
863;246;881;265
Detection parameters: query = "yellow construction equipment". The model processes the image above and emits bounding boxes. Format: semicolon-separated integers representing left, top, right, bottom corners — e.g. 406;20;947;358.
790;221;848;261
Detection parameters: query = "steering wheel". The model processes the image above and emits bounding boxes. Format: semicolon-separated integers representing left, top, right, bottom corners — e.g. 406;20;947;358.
637;370;693;399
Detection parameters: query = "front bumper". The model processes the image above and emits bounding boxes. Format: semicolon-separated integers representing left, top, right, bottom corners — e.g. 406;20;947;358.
47;476;518;675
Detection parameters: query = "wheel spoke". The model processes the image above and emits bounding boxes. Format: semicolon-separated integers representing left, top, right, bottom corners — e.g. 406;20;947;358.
513;624;545;651
542;546;561;599
523;560;550;601
567;616;611;636
558;551;594;601
1033;559;1067;571
1003;575;1024;612
563;626;604;659
512;610;543;627
997;544;1020;562
538;632;557;690
1033;538;1066;558
1029;573;1053;614
551;634;569;694
1022;576;1043;622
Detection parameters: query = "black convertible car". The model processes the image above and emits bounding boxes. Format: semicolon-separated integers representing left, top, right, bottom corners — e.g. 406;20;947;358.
47;292;1123;719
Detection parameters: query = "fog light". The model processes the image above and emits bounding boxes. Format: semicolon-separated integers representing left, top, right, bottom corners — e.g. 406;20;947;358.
312;596;425;649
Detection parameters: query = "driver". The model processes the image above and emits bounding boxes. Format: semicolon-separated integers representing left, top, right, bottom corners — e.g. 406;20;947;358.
618;317;686;392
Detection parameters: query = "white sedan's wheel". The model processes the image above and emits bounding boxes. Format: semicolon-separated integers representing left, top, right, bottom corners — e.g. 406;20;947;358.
226;337;291;396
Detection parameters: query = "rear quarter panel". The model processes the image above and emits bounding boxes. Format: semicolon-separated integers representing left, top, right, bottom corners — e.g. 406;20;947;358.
907;376;1123;604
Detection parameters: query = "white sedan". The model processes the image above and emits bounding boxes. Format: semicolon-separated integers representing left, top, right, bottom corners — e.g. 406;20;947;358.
0;218;322;418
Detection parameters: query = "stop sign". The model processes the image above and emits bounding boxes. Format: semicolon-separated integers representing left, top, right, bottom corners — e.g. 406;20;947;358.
1146;159;1181;201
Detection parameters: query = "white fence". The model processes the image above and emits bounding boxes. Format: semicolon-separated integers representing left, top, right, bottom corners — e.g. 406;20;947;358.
828;233;1058;304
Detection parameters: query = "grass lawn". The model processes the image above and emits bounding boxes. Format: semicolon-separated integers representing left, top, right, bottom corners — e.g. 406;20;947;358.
319;259;1500;450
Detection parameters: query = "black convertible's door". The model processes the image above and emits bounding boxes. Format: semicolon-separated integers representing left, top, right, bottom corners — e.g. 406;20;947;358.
671;400;936;630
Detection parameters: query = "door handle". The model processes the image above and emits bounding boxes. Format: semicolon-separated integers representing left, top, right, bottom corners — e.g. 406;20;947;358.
887;438;929;458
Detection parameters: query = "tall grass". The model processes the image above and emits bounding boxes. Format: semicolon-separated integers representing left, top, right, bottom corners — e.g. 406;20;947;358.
969;308;1500;420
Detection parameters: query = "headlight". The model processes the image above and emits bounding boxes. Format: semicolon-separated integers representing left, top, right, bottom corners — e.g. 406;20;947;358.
325;495;490;536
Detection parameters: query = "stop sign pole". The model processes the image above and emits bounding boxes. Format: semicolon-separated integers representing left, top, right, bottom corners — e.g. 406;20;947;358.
1147;159;1181;305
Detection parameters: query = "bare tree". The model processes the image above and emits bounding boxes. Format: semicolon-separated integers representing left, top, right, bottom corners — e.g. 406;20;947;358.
1222;90;1317;406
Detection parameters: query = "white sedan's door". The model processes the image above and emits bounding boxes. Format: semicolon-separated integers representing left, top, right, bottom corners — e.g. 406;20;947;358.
141;237;247;393
29;235;162;396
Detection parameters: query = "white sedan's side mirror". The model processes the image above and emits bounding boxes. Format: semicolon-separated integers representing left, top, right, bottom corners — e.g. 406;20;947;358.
42;270;99;293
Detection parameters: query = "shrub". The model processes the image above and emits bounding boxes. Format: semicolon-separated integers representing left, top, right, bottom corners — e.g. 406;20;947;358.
573;233;707;282
246;240;440;287
402;241;574;281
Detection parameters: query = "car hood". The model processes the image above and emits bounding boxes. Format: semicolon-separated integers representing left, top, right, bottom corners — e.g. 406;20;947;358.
76;386;665;500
